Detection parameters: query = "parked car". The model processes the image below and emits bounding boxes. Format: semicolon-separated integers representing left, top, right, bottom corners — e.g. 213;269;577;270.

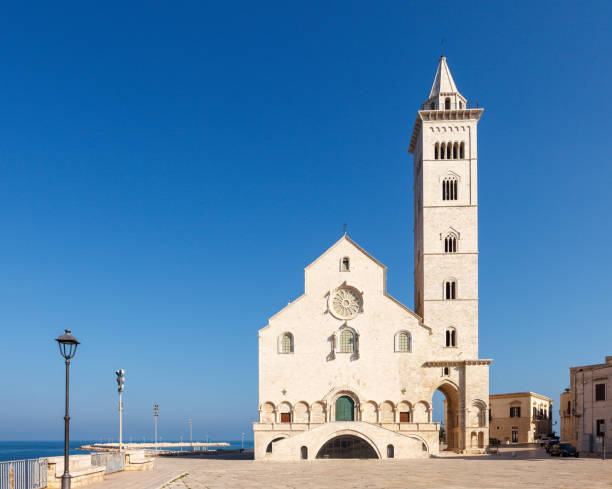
545;440;559;453
550;443;579;457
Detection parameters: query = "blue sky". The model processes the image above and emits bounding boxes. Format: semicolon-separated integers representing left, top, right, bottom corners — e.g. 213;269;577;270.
1;1;611;442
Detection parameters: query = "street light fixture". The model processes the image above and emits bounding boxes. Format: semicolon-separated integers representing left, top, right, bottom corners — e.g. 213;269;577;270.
55;329;80;489
115;370;125;453
154;404;159;450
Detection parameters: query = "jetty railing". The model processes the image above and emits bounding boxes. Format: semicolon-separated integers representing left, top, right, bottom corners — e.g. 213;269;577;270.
0;458;48;489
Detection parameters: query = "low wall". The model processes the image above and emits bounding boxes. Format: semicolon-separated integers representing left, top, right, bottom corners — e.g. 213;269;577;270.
47;455;105;489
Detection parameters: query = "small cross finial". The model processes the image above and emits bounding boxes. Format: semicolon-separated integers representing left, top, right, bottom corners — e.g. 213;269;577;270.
441;39;445;57
343;223;347;235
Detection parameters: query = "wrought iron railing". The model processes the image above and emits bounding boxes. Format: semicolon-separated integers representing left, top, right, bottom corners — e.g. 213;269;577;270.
0;458;48;489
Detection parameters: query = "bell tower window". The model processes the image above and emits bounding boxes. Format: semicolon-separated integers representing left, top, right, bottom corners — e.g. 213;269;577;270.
442;177;458;201
340;257;350;272
445;97;451;110
444;280;457;300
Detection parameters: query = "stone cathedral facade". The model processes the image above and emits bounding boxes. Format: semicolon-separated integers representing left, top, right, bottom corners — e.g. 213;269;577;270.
254;57;491;460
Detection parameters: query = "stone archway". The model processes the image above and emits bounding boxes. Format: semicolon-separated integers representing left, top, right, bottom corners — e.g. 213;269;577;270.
434;381;461;451
315;435;378;459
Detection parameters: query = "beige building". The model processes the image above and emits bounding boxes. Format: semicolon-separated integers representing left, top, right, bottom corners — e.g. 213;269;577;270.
489;392;553;444
254;56;492;461
560;356;611;454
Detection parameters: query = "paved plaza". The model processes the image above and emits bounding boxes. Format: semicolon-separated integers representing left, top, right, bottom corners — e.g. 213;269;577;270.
88;448;612;489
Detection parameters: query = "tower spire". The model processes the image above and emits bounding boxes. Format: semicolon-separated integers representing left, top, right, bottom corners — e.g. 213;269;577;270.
423;56;466;111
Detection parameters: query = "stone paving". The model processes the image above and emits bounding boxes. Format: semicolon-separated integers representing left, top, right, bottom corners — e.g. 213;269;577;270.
94;448;612;489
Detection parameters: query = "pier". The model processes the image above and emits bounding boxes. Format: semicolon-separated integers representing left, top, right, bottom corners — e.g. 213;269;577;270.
79;442;231;454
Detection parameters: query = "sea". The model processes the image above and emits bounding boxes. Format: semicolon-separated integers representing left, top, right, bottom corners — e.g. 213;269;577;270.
0;440;254;462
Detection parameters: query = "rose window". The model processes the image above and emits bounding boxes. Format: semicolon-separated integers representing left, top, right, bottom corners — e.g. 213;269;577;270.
329;287;362;320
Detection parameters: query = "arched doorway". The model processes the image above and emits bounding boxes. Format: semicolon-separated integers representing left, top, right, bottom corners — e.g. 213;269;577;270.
266;437;285;454
432;382;461;451
335;396;355;421
316;435;378;459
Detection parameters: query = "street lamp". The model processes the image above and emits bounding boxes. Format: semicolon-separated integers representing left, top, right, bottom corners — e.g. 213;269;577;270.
115;370;125;453
55;329;80;489
154;404;159;450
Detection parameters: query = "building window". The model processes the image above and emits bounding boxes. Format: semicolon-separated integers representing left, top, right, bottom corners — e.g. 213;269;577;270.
453;142;458;159
395;331;411;352
434;143;439;159
443;367;450;376
300;446;308;459
444;280;457;300
512;430;519;443
430;102;435;110
399;411;410;422
444;234;457;253
280;412;291;423
387;444;394;458
595;383;606;401
445;328;456;347
445;97;451;110
597;419;606;437
341;257;350;272
278;333;294;354
510;407;521;418
339;330;355;353
446;141;451;159
440;142;446;159
459;101;463;109
460;141;465;159
442;177;458;201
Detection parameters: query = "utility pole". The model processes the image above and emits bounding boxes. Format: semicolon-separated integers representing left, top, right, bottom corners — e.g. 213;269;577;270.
115;370;125;453
241;432;245;450
189;419;193;451
154;404;159;450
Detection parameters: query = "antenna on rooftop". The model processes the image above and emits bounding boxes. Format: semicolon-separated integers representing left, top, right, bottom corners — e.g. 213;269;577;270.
343;223;347;235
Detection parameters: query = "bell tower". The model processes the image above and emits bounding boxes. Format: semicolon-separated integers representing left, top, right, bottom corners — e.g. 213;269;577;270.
409;56;483;358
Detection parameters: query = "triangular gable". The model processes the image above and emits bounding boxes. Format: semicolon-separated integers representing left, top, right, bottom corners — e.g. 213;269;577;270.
304;235;387;271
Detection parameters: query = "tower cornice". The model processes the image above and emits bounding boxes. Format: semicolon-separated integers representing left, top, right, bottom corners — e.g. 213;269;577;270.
408;108;484;154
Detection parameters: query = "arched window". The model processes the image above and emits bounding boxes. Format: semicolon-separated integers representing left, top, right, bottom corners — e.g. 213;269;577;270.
444;280;457;300
460;142;465;159
442;176;458;201
434;143;439;160
387;444;394;458
339;330;355;353
340;257;350;272
446;142;451;159
453;142;458;159
444;234;457;253
440;142;446;159
430;102;435;110
394;331;411;352
278;333;294;354
445;97;451;110
445;328;457;347
300;446;308;460
443;366;450;376
459;101;463;109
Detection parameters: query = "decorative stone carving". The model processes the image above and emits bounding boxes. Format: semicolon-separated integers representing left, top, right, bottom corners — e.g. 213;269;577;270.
328;286;362;320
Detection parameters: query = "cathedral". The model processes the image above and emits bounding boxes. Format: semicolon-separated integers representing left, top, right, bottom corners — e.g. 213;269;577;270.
253;57;491;460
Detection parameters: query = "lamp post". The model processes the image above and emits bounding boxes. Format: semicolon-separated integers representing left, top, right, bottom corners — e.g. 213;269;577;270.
55;329;80;489
115;370;125;453
154;404;159;450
